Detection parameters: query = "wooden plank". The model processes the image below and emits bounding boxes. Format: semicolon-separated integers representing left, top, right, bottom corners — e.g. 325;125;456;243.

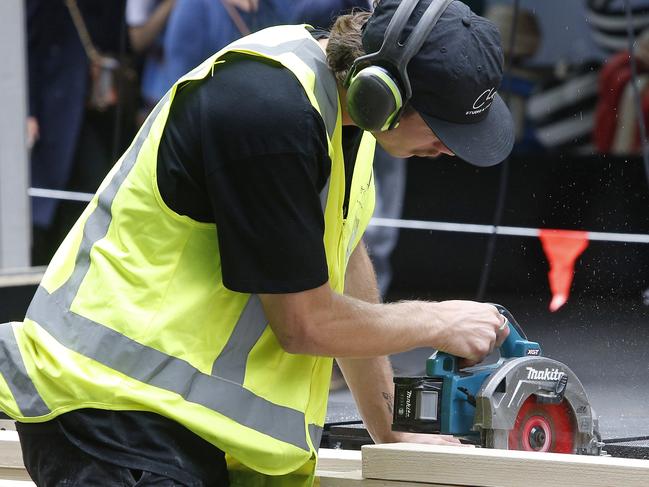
0;422;16;432
316;448;459;486
319;449;364;473
362;443;649;487
0;431;31;484
0;431;24;469
0;468;32;483
317;468;458;486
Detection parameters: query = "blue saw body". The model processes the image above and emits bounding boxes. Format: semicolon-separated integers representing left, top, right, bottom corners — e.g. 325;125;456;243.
426;306;541;436
392;304;602;454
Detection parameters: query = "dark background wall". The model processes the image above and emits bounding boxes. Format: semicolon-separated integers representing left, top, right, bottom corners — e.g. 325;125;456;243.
2;153;648;323
387;153;649;306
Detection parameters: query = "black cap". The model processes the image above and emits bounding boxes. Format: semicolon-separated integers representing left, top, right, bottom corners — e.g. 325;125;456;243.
363;0;514;166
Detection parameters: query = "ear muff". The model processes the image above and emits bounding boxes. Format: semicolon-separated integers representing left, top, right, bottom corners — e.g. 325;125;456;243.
346;65;404;132
344;0;454;132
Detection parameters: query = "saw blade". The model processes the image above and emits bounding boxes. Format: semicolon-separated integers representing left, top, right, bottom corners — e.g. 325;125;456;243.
507;396;576;453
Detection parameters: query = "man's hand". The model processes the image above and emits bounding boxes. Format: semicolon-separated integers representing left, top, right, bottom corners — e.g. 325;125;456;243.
223;0;258;12
390;431;473;447
431;301;509;366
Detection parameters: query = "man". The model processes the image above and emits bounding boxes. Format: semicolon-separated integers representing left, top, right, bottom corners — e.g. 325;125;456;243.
3;0;513;485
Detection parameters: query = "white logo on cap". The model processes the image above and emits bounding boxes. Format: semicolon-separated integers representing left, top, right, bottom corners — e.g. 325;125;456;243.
466;88;497;116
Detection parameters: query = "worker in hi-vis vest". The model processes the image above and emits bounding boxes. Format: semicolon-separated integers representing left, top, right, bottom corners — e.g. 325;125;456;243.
1;1;514;485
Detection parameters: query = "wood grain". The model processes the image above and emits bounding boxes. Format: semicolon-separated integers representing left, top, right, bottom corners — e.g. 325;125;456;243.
362;443;649;487
318;449;364;473
316;448;459;486
317;468;459;487
0;431;31;483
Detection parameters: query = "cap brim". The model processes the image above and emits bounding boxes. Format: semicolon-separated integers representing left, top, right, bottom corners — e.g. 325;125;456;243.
420;94;514;167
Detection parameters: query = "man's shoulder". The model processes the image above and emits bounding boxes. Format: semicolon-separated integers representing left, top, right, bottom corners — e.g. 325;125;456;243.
196;53;328;150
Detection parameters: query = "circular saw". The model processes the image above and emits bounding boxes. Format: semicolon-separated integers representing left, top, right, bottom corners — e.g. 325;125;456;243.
392;305;603;455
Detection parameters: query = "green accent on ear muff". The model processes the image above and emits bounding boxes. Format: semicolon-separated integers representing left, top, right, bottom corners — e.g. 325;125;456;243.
346;65;404;132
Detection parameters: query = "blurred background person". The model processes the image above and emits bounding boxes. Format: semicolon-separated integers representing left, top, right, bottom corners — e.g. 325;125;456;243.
160;0;291;99
126;0;176;122
27;0;134;265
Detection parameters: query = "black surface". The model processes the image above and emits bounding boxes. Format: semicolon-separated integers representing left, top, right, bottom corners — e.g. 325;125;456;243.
321;423;371;450
390;153;649;298
0;285;36;322
604;438;649;460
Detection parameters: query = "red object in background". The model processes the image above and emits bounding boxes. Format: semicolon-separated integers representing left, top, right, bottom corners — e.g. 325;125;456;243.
539;229;590;312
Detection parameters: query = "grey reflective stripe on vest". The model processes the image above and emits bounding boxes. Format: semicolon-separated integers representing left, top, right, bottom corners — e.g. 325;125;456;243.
319;176;331;212
22;37;341;452
53;92;171;309
232;38;339;139
0;323;49;416
308;423;324;450
211;294;266;383
27;287;309;450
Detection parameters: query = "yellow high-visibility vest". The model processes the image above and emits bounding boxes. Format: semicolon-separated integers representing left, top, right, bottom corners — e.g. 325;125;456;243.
0;25;375;478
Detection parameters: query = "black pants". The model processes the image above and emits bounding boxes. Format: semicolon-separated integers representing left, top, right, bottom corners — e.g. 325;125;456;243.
16;422;213;487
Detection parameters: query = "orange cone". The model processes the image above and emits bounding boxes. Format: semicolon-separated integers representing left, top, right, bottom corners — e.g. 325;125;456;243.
539;229;589;312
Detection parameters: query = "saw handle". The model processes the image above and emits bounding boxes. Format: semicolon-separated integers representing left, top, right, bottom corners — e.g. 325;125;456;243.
491;304;542;359
429;305;542;374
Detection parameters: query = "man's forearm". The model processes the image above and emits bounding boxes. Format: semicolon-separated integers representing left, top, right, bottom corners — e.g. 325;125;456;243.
336;241;399;443
260;252;506;359
337;354;398;443
261;281;503;359
272;289;438;357
335;242;472;445
129;0;175;53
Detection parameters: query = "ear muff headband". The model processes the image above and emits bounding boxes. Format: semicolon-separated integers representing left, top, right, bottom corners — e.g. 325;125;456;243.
345;0;454;131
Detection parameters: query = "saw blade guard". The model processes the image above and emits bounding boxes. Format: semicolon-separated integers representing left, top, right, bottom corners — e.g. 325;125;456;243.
473;356;602;455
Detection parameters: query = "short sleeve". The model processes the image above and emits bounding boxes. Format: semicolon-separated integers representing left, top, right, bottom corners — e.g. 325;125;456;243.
198;56;332;293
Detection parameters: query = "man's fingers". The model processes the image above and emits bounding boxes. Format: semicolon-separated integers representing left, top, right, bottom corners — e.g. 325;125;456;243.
441;437;461;444
435;435;474;447
459;357;478;369
400;432;470;447
436;434;458;441
495;321;510;347
425;434;462;445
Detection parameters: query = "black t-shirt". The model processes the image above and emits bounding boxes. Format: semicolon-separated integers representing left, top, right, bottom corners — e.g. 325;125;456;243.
52;51;364;483
158;52;333;293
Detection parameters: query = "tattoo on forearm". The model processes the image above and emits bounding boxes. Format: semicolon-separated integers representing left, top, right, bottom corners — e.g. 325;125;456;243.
382;392;394;415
